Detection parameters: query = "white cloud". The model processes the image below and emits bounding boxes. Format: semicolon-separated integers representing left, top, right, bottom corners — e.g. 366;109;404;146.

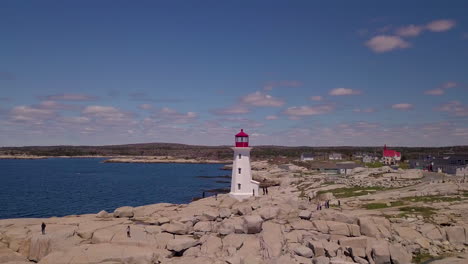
329;88;362;96
45;94;97;101
353;108;376;113
441;81;457;89
395;24;424;37
437;101;468;117
284;105;334;119
365;35;411;53
310;96;323;101
241;91;284;107
426;19;456;32
139;104;153;110
424;89;445;95
424;81;458;95
211;105;250;115
263;80;302;91
265;115;278;120
10;106;56;122
391;103;413;110
156;107;198;123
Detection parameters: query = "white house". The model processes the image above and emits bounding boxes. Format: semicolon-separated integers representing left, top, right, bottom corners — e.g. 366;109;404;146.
230;129;260;200
301;153;315;161
329;153;343;160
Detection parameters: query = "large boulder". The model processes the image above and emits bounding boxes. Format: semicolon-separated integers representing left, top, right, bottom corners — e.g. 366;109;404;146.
307;240;325;257
218;220;236;235
193;221;212;233
358;218;380;238
113;206;134;218
95;210;111;218
162;222;189;235
23;225;81;262
37;243;164;264
243;215;263;234
200;235;222;256
327;221;350;236
0;248;29;263
371;240;391;264
258;206;280;220
389;244;412;264
294;245;314;258
166;237;200;253
299;210;312;220
261;222;284;258
445;226;466;244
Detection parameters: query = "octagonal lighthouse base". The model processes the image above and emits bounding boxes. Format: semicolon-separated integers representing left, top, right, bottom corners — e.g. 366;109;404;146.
229;147;260;201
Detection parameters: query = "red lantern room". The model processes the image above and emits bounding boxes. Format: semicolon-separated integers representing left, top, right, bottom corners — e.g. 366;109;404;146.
235;129;249;147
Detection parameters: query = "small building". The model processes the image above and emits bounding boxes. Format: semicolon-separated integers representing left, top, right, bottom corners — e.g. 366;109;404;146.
229;129;260;200
336;162;360;175
363;155;378;163
329;153;343;160
432;155;468;175
382;145;401;165
301;153;315;161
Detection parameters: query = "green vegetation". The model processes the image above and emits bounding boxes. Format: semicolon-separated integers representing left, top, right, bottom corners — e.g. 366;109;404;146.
399;206;437;219
363;201;405;210
399;162;410;169
412;252;434;264
365;162;384;168
402;195;461;203
317;186;388;198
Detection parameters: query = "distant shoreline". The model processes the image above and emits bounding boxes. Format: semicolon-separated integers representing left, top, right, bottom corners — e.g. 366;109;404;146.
0;155;231;164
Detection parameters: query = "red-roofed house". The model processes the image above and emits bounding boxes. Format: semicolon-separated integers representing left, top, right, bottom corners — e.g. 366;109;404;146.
382;145;401;165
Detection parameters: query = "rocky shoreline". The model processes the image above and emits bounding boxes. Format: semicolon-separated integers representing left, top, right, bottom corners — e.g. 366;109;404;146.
0;161;467;264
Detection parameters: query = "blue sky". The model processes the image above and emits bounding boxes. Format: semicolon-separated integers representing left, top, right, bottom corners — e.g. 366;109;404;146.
1;0;467;147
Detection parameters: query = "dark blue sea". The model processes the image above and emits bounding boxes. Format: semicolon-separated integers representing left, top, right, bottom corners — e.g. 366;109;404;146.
0;158;230;219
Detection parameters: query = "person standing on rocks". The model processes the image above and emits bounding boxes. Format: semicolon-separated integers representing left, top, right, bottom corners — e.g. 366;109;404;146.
126;225;131;238
41;222;46;235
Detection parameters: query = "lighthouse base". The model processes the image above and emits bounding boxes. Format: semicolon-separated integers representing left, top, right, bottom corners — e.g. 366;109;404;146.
229;180;260;201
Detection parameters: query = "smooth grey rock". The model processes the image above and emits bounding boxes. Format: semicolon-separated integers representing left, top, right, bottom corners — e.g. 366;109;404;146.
294;245;314;258
243;215;263;234
113;206;134;218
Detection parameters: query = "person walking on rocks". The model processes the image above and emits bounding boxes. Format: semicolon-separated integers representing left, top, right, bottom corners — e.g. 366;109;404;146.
41;222;46;235
126;225;131;238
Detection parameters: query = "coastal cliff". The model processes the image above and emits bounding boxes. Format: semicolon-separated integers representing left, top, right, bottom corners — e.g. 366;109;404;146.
1;161;467;264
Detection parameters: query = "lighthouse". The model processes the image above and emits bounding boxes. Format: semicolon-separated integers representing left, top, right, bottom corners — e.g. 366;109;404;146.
229;129;260;200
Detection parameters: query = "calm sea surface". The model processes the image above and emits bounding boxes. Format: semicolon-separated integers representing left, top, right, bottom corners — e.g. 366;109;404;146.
0;158;229;219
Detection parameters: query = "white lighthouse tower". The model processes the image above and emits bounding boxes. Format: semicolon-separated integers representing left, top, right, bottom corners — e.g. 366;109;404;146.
229;129;259;200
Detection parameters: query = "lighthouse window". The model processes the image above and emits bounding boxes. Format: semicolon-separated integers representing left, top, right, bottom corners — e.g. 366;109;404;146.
238;184;241;190
238;168;241;174
238;154;241;159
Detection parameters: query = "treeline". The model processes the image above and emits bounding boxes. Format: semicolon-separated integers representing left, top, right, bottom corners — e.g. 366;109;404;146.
1;143;467;161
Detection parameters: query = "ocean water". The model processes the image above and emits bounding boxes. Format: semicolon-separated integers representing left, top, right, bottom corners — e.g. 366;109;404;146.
0;158;230;219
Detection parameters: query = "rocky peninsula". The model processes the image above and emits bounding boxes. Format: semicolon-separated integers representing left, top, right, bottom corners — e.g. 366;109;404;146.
1;161;467;264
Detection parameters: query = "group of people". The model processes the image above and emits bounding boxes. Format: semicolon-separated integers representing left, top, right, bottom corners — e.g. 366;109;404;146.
315;199;340;211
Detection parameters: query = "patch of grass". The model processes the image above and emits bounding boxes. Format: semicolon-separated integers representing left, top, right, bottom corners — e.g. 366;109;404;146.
318;186;389;198
321;181;335;186
412;252;434;264
363;203;388;209
363;201;405;210
399;162;410;169
402;195;461;203
365;162;384;168
399;206;437;219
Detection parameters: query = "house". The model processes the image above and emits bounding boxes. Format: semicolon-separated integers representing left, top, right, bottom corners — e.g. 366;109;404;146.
431;155;468;175
301;153;315;161
329;153;343;160
336;162;360;175
382;145;401;165
363;155;378;163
